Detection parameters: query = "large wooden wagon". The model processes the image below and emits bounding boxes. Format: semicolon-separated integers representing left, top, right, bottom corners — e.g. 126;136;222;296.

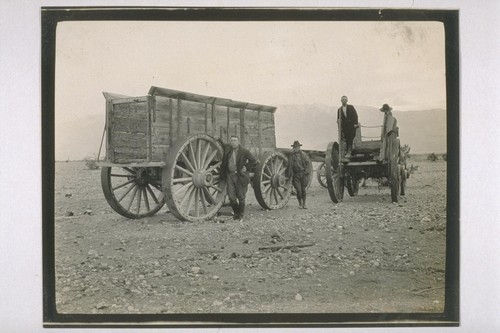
96;86;294;221
324;109;409;203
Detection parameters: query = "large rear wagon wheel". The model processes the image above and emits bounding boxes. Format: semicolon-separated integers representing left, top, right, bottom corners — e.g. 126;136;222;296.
325;142;344;203
162;134;225;222
101;166;165;219
253;151;292;210
316;162;328;188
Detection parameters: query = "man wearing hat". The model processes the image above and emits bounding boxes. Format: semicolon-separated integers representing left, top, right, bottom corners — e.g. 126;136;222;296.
220;135;258;221
379;103;398;134
337;95;359;158
287;140;311;209
379;103;398;159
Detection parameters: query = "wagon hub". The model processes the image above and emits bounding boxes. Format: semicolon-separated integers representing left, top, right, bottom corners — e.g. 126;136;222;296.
135;168;149;186
192;170;214;188
271;174;286;189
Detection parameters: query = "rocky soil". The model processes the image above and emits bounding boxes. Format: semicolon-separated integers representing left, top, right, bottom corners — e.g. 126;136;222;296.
53;158;447;315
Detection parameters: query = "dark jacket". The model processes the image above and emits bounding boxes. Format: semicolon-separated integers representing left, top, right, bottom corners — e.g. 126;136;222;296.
337;104;359;139
220;144;258;186
286;150;310;178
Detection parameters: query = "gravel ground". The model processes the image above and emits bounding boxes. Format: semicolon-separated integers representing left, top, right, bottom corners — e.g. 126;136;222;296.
53;158;447;315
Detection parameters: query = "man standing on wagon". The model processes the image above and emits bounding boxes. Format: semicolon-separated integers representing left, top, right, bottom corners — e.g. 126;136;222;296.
337;95;359;157
287;140;311;209
220;135;258;221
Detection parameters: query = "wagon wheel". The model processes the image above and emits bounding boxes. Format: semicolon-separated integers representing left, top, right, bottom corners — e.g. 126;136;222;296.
388;134;400;203
291;157;313;195
346;174;360;197
253;150;292;210
325;142;344;203
101;166;165;219
316;162;328;188
162;134;225;222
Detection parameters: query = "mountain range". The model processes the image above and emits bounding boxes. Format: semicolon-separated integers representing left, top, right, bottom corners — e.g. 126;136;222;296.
55;104;447;161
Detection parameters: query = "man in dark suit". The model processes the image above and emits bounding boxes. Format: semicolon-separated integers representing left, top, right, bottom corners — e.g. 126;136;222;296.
287;140;311;209
337;95;359;157
220;135;258;221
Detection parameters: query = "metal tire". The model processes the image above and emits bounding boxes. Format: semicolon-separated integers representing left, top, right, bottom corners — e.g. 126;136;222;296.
325;142;344;203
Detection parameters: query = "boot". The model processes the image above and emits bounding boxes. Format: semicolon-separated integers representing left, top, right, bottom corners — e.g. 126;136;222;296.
297;198;303;209
238;200;245;220
302;194;307;209
231;201;240;220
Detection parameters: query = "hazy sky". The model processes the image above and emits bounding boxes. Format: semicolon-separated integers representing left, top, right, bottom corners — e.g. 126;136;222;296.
55;20;445;126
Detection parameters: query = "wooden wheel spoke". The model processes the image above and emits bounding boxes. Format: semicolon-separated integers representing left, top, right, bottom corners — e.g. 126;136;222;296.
112;178;135;191
149;181;162;191
146;184;160;204
136;187;142;214
175;164;193;176
123;167;136;174
172;177;193;184
273;188;279;205
185;187;196;214
180;151;196;172
142;187;150;211
117;182;136;203
200;141;212;169
262;184;272;194
206;161;222;172
194;189;200;217
265;164;273;177
196;140;203;171
276;188;284;200
202;187;216;205
111;173;132;178
210;184;222;192
199;188;208;214
261;180;271;185
179;186;195;208
188;141;198;169
277;166;286;175
127;185;139;211
203;150;219;170
174;182;193;196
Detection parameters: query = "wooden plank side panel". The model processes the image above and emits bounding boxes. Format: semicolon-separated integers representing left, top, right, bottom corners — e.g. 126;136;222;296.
111;132;147;147
112;117;148;133
112;101;148;120
260;111;276;149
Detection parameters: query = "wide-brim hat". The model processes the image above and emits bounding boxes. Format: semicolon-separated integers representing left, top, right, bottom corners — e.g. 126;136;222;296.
291;140;302;147
380;103;393;112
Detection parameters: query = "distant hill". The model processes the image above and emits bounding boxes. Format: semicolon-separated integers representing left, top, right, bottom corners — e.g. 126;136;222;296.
55;104;447;160
275;104;446;154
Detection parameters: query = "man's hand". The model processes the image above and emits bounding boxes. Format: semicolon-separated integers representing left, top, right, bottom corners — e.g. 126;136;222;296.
241;166;247;173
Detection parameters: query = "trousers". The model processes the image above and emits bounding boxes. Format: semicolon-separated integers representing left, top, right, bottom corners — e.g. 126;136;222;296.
292;173;308;200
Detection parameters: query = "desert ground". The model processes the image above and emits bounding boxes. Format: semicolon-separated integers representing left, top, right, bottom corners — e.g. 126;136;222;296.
53;156;447;315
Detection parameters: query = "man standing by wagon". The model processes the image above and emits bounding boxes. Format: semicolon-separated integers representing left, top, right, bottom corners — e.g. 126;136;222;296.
287;140;311;209
337;95;359;157
220;135;258;221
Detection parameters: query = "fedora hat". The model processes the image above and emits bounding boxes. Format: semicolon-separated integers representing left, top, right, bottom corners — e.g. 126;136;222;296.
380;103;393;112
291;140;302;147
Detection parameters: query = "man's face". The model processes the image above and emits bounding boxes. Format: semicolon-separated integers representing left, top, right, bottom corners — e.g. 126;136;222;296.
341;96;348;105
293;146;300;152
230;137;240;149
